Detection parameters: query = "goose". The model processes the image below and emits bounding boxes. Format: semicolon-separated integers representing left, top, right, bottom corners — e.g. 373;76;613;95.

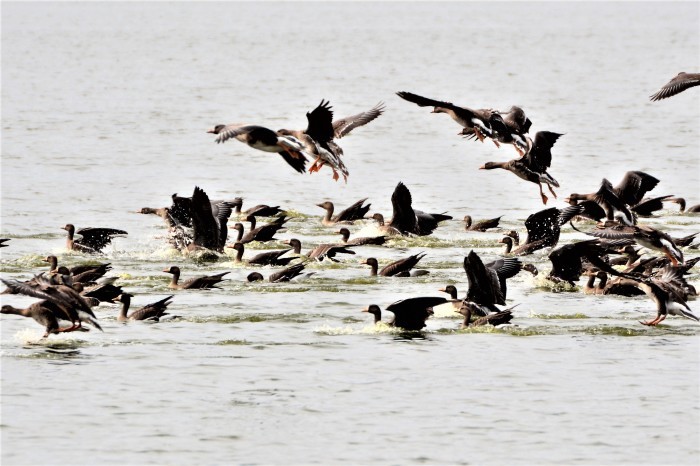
62;224;128;254
1;276;102;332
614;267;699;326
469;106;532;155
112;293;173;322
668;197;700;213
1;301;75;338
230;215;287;244
188;186;235;253
649;72;700;101
582;223;684;266
163;266;229;290
283;238;356;262
317;198;371;225
362;296;448;331
246;262;309;283
228;242;296;266
361;253;426;277
396;91;495;142
480;131;562;204
336;228;386;246
499;206;579;256
463;250;523;315
277;100;349;181
389;182;452;236
463;215;502;232
546;239;633;286
457;302;514;328
207;124;308;173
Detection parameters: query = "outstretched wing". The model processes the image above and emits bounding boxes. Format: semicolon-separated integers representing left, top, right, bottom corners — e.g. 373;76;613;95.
524;131;563;173
333;102;385;139
305;100;335;144
389;182;417;234
650;72;700;101
613;171;660;206
75;228;128;252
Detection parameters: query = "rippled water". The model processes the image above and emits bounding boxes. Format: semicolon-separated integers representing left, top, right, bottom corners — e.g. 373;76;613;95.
2;2;699;465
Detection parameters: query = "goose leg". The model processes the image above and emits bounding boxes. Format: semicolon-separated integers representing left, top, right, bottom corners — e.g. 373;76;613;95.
547;185;558;198
473;127;485;143
331;168;339;181
492;139;500;148
308;156;323;173
663;249;679;267
538;184;549;205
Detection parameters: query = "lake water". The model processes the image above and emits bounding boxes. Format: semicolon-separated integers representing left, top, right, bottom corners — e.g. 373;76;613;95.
2;2;699;465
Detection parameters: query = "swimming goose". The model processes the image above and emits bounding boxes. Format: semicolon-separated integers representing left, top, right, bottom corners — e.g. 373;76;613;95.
163;266;229;290
277;100;349;181
668;197;700;213
336;228;386;246
463;215;502;232
389;182;452;236
649;72;700;101
480;131;562;204
81;282;124;303
231;216;287;244
231;200;284;218
317;198;371;225
362;252;426;277
582;223;684;266
228;242;296;266
436;285;466;314
43;256;112;281
246;262;309;283
457;302;514;328
396;91;495;142
207;124;308;173
283;238;357;262
362;296;448;331
369;213;403;236
112;293;174;322
62;224;128;254
615;267;699;325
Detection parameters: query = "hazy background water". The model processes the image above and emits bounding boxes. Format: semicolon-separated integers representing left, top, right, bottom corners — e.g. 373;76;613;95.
2;2;699;465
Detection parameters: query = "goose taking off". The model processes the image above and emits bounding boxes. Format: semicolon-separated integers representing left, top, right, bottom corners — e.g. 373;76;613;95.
62;224;128;254
208;124;308;174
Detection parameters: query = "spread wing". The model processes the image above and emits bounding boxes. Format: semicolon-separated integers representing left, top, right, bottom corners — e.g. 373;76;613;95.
650;72;700;101
305;100;335;144
332;102;385;139
524;131;563;173
190;186;220;250
613;171;660;206
75;228;128;252
389;182;417;234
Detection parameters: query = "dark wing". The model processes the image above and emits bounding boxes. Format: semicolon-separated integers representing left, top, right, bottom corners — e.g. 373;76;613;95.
560;201;606;222
386;296;447;330
129;295;173;321
305;100;335;144
595;179;635;222
248;249;293;266
523;207;561;246
170;194;193;227
396;91;479;124
485;257;523;300
650;72;700;101
415;210;452;236
277;149;308;174
245;205;283;217
335;198;371;222
389;182;417;235
464;251;503;307
613;171;660;206
269;263;306;283
75;228;128;252
332;102;385;139
631;195;674;216
82;283;123;302
585;224;638;240
523;131;563;173
190;186;220;250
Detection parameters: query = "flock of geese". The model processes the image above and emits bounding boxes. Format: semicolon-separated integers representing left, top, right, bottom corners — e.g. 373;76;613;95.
1;72;699;337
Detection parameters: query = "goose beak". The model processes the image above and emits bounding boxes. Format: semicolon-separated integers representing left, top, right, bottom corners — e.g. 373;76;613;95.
478;165;486;170
361;307;369;313
206;127;217;134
